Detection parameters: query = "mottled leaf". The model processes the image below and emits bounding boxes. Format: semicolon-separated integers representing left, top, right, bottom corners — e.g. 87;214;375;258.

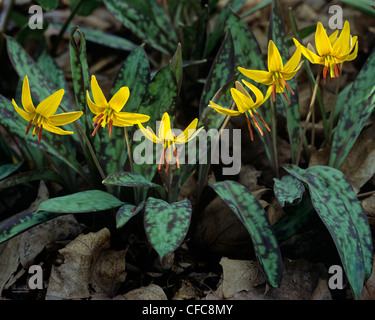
284;164;373;299
0;168;65;189
103;0;178;55
169;43;183;95
209;180;282;287
144;197;192;259
199;30;235;115
273;175;305;207
116;201;145;229
329;49;375;169
35;0;58;10
36;190;124;214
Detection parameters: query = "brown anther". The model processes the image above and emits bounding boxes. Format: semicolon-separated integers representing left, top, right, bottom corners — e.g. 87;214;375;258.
254;111;271;132
246;115;254;141
108;119;113;138
25;120;33;135
93;113;104;127
38;124;43;142
92;118;103;136
251;113;263;136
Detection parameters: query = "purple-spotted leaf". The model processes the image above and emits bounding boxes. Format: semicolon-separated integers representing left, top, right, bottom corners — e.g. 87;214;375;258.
144;197;192;259
273;175;305;207
36;190;124;214
209;180;282;288
284;164;373;299
116;201;145;229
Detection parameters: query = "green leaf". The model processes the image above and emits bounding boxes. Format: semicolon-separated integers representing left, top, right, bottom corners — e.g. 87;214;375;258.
329;49;375;169
284;164;373;299
35;0;58;10
0;210;62;244
269;0;301;163
116;201;145;229
0;94;88;180
36;190;124;214
199;30;235;115
209;180;282;288
169;43;183;96
70;0;101;16
273;175;305;207
144;197;192;259
339;0;375;18
0;168;65;189
0;162;23;181
103;0;178;55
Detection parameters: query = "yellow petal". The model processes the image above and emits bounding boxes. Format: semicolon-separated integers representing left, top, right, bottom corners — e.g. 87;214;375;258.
238;67;273;85
176;125;204;144
231;88;254;112
138;121;162;144
159;112;172;140
293;39;324;65
48;111;83;126
333;20;350;57
21;76;36;113
283;46;302;73
87;91;105;115
268;40;283;72
115;111;150;125
12;99;34;122
257;85;272;108
241;80;264;105
346;40;358;61
329;30;339;45
208;101;242;116
315;22;332;56
235;81;251;98
91;75;108;106
176;118;198;143
35;89;64;118
109;86;130;112
43;123;73;135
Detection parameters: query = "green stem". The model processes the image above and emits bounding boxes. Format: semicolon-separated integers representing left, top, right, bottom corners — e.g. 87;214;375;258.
296;68;321;165
124;127;138;204
328;74;341;145
270;99;279;179
51;0;84;56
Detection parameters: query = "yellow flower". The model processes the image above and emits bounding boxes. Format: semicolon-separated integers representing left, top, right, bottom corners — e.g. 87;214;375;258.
12;76;83;141
238;40;302;104
293;21;358;84
87;75;150;138
137;112;203;171
209;80;272;141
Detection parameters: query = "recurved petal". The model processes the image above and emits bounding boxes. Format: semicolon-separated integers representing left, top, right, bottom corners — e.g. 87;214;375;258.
87;91;105;115
91;75;108;106
176;118;198;143
12;99;34;122
241;80;264;105
346;40;358;61
268;40;283;72
315;22;333;56
109;86;130;112
35;89;64;118
159;112;171;140
333;20;350;57
176;125;204;144
283;46;302;73
21;76;36;113
115;111;150;125
238;67;273;85
48;111;83;126
137;121;162;143
208;101;242;116
43;123;74;135
293;38;324;65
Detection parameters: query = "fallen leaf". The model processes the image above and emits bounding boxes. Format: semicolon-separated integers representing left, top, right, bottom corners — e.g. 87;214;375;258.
310;278;332;300
114;284;167;300
172;279;202;300
219;257;265;299
45;228;126;300
361;195;375;225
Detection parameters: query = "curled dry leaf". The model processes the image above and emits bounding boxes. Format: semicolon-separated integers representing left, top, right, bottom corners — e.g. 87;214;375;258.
361;195;375;225
45;228;126;300
114;284;167;300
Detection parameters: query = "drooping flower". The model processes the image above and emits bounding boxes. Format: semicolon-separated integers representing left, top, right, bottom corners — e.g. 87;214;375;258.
137;112;203;171
238;40;303;104
293;21;358;84
209;80;272;141
87;75;150;138
12;76;83;141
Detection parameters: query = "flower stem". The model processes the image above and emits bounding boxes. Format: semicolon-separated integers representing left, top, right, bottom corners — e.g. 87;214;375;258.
328;74;341;145
270;99;279;179
124;127;138;204
296;68;322;165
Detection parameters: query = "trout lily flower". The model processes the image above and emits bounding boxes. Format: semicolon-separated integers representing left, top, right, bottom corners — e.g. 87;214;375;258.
238;40;302;104
87;75;150;137
137;112;203;171
209;80;272;141
12;76;83;141
293;21;358;84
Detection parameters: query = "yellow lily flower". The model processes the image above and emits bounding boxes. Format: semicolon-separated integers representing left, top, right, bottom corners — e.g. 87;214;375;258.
87;75;150;138
12;76;83;141
293;21;358;84
209;80;272;141
137;112;203;171
238;40;303;104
